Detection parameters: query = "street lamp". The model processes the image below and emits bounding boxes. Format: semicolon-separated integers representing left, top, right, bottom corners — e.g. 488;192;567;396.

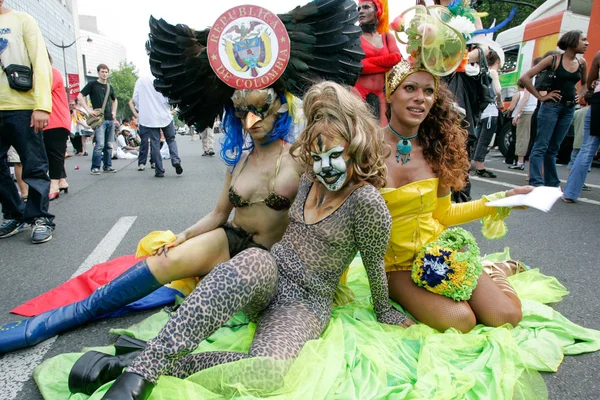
47;36;92;101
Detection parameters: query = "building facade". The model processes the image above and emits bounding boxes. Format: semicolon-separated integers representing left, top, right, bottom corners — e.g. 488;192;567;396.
79;15;127;82
4;1;128;88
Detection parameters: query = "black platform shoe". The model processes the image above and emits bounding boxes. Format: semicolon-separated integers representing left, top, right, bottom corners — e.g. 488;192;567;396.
101;372;155;400
69;336;147;395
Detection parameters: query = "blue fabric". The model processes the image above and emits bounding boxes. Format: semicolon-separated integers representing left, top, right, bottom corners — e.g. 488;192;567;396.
99;286;183;318
0;110;54;223
563;108;600;200
529;102;575;187
0;260;161;353
91;119;114;170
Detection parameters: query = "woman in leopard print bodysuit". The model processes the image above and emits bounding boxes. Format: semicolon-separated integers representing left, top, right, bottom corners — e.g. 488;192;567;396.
102;82;414;399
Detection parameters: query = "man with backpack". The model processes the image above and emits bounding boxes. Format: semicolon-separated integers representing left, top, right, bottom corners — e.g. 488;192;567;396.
77;63;118;175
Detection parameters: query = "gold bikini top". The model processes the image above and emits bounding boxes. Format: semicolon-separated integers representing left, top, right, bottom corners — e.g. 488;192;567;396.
228;141;292;211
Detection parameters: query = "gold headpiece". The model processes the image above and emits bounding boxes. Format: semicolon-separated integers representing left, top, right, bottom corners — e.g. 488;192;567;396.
385;61;439;101
385;5;466;99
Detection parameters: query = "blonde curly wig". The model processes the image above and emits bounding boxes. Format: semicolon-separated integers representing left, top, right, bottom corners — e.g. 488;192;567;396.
291;81;390;189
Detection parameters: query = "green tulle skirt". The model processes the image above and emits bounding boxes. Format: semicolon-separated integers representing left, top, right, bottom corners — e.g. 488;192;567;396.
34;251;600;399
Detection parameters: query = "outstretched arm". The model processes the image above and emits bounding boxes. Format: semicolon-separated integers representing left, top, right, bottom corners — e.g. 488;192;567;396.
434;185;533;238
354;188;414;327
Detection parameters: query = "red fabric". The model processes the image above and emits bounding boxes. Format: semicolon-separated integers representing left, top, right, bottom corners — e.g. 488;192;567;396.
44;68;71;131
360;34;401;75
362;53;402;74
11;255;139;317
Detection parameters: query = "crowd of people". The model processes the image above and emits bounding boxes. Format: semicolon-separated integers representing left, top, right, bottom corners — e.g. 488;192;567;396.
1;0;599;399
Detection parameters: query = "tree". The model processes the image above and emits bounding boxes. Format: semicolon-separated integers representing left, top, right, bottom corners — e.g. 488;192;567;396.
475;0;547;34
109;60;138;120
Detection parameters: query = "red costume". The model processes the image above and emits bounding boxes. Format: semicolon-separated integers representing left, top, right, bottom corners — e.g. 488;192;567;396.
355;0;401;126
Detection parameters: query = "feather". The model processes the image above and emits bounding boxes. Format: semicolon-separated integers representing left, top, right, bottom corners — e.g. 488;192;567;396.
277;0;364;97
148;15;227;128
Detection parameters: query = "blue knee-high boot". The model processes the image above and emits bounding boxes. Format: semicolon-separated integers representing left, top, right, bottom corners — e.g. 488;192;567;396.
0;260;161;353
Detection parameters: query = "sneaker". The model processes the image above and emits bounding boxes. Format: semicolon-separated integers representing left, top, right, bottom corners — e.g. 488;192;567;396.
90;168;101;175
150;162;156;169
31;218;54;244
208;151;215;156
582;184;592;191
508;163;525;170
154;173;164;178
0;219;26;239
202;151;209;156
83;152;89;156
138;164;146;171
475;169;497;178
103;167;117;173
174;163;183;175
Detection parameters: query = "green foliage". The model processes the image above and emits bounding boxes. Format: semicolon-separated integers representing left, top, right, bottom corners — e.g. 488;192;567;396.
109;60;138;120
476;0;547;33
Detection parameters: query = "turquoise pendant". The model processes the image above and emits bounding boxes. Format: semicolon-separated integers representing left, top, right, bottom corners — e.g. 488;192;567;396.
396;139;412;164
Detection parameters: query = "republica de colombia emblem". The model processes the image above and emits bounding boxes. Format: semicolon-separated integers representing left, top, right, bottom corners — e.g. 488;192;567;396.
207;5;291;90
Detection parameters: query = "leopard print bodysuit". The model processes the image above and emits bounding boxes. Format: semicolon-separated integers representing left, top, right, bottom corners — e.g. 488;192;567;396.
127;174;408;384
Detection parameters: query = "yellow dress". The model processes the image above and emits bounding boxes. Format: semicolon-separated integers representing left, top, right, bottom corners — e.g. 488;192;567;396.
380;178;507;272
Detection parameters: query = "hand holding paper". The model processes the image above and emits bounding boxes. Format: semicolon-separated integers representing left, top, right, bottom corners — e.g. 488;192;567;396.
485;186;563;212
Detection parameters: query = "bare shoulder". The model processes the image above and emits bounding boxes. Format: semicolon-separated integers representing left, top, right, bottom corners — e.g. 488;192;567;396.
282;142;305;175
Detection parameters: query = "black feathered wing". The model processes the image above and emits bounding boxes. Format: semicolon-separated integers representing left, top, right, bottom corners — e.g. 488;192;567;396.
277;0;364;97
147;0;364;128
148;16;233;131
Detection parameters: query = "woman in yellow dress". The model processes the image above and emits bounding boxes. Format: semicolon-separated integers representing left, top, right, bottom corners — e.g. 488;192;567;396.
382;7;534;333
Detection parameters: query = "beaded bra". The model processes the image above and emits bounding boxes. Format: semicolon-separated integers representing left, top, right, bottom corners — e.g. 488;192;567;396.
228;141;292;211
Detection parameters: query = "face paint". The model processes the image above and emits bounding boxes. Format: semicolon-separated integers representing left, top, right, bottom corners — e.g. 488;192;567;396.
311;145;348;191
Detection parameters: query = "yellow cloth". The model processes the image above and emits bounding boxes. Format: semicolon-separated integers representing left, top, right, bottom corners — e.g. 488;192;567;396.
135;230;177;257
135;230;198;296
0;10;52;112
381;178;445;271
380;178;502;272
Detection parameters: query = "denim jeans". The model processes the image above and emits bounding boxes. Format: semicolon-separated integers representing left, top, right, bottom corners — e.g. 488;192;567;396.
473;116;498;162
139;122;181;175
563;108;600;200
92;120;114;170
0;110;54;225
529;102;575;187
138;127;151;166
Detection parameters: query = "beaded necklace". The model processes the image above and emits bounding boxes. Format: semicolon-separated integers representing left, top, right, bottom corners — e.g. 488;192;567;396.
388;124;418;164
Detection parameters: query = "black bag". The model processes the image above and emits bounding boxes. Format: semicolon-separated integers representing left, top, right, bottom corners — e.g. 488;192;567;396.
534;54;558;92
476;48;495;111
1;60;33;92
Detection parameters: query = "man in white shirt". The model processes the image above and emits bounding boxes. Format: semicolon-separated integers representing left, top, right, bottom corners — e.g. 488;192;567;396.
129;75;182;177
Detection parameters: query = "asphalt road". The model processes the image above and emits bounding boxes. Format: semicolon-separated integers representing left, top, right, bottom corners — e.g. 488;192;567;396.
0;137;599;400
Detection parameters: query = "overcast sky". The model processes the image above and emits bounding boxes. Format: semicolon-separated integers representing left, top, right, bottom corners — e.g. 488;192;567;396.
77;0;414;76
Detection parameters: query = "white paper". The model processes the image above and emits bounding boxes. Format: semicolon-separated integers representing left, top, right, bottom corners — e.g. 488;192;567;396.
485;186;563;212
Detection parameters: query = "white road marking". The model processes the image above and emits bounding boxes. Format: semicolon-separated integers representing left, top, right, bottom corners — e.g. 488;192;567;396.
0;216;137;400
471;176;600;206
485;167;600;189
